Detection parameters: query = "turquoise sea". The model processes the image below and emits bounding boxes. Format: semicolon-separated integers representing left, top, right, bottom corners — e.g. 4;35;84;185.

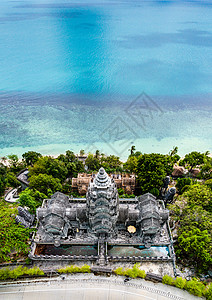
0;0;211;159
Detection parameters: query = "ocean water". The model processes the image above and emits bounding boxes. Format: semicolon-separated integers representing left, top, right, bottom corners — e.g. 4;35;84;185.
0;0;211;159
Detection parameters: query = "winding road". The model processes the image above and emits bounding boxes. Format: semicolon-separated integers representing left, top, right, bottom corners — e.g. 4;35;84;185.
0;274;200;300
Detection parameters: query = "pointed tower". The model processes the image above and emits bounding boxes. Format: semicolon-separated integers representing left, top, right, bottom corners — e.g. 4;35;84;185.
86;167;119;236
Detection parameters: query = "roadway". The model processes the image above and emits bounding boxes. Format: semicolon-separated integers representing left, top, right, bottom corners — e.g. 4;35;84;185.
0;274;200;300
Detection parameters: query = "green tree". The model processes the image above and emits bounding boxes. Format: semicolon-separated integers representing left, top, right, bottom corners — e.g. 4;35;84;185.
168;146;180;163
18;188;46;213
95;150;100;159
179;151;206;172
169;202;212;237
79;149;85;156
58;150;75;163
176;178;192;195
7;154;25;173
136;153;173;195
22;151;42;166
129;145;136;156
178;228;212;273
29;156;68;182
183;183;212;212
0;163;7;195
19;190;37;213
0;200;31;262
58;150;85;177
6;172;20;188
85;153;100;172
200;157;212;179
29;173;62;195
169;181;212;273
123;156;138;173
169;146;178;157
134;151;142;157
101;155;122;173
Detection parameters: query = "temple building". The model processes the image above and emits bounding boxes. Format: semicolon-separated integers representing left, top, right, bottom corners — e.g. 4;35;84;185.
30;168;176;276
72;172;136;195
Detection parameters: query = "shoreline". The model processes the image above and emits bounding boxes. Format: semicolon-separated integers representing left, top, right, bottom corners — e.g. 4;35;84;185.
0;136;211;161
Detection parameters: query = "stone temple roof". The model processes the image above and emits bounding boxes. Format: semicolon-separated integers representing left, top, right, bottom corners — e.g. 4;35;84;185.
32;168;175;276
94;167;111;187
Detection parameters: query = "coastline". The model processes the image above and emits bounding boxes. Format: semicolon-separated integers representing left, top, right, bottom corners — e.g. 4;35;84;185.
0;95;211;161
0;135;211;161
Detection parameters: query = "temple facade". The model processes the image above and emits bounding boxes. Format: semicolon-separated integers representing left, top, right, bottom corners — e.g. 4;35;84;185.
72;172;136;195
30;168;176;276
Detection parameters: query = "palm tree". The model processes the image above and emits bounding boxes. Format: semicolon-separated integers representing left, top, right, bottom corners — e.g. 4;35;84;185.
169;146;178;157
80;149;85;156
129;145;136;156
95;150;100;159
1;156;7;165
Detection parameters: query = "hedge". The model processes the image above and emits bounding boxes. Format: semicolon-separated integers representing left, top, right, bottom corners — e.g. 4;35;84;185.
57;264;91;274
113;264;146;279
0;266;44;280
162;274;212;299
1;264;211;300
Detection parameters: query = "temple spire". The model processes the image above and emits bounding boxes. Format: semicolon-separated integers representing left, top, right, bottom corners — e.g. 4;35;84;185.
94;167;110;187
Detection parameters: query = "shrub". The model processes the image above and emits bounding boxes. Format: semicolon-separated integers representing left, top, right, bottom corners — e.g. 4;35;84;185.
162;275;175;286
176;178;192;195
57;265;91;274
79;265;91;273
113;267;124;276
174;277;186;289
128;264;146;279
25;257;32;265
181;185;191;194
137;269;146;279
205;179;212;190
10;266;26;279
0;268;10;280
0;199;32;263
150;188;159;198
114;264;146;279
185;278;205;297
118;188;125;195
26;267;44;276
0;266;44;280
204;283;212;300
124;268;140;278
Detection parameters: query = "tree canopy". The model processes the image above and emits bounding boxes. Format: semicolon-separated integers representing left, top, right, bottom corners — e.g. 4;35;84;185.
179;151;206;171
29;173;62;195
57;150;85;177
123;155;138;173
22;151;42;166
177;228;212;273
0;200;31;262
0;163;7;196
29;156;68;182
7;154;25;173
169;182;212;273
19;188;47;213
136;153;173;196
85;153;122;173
